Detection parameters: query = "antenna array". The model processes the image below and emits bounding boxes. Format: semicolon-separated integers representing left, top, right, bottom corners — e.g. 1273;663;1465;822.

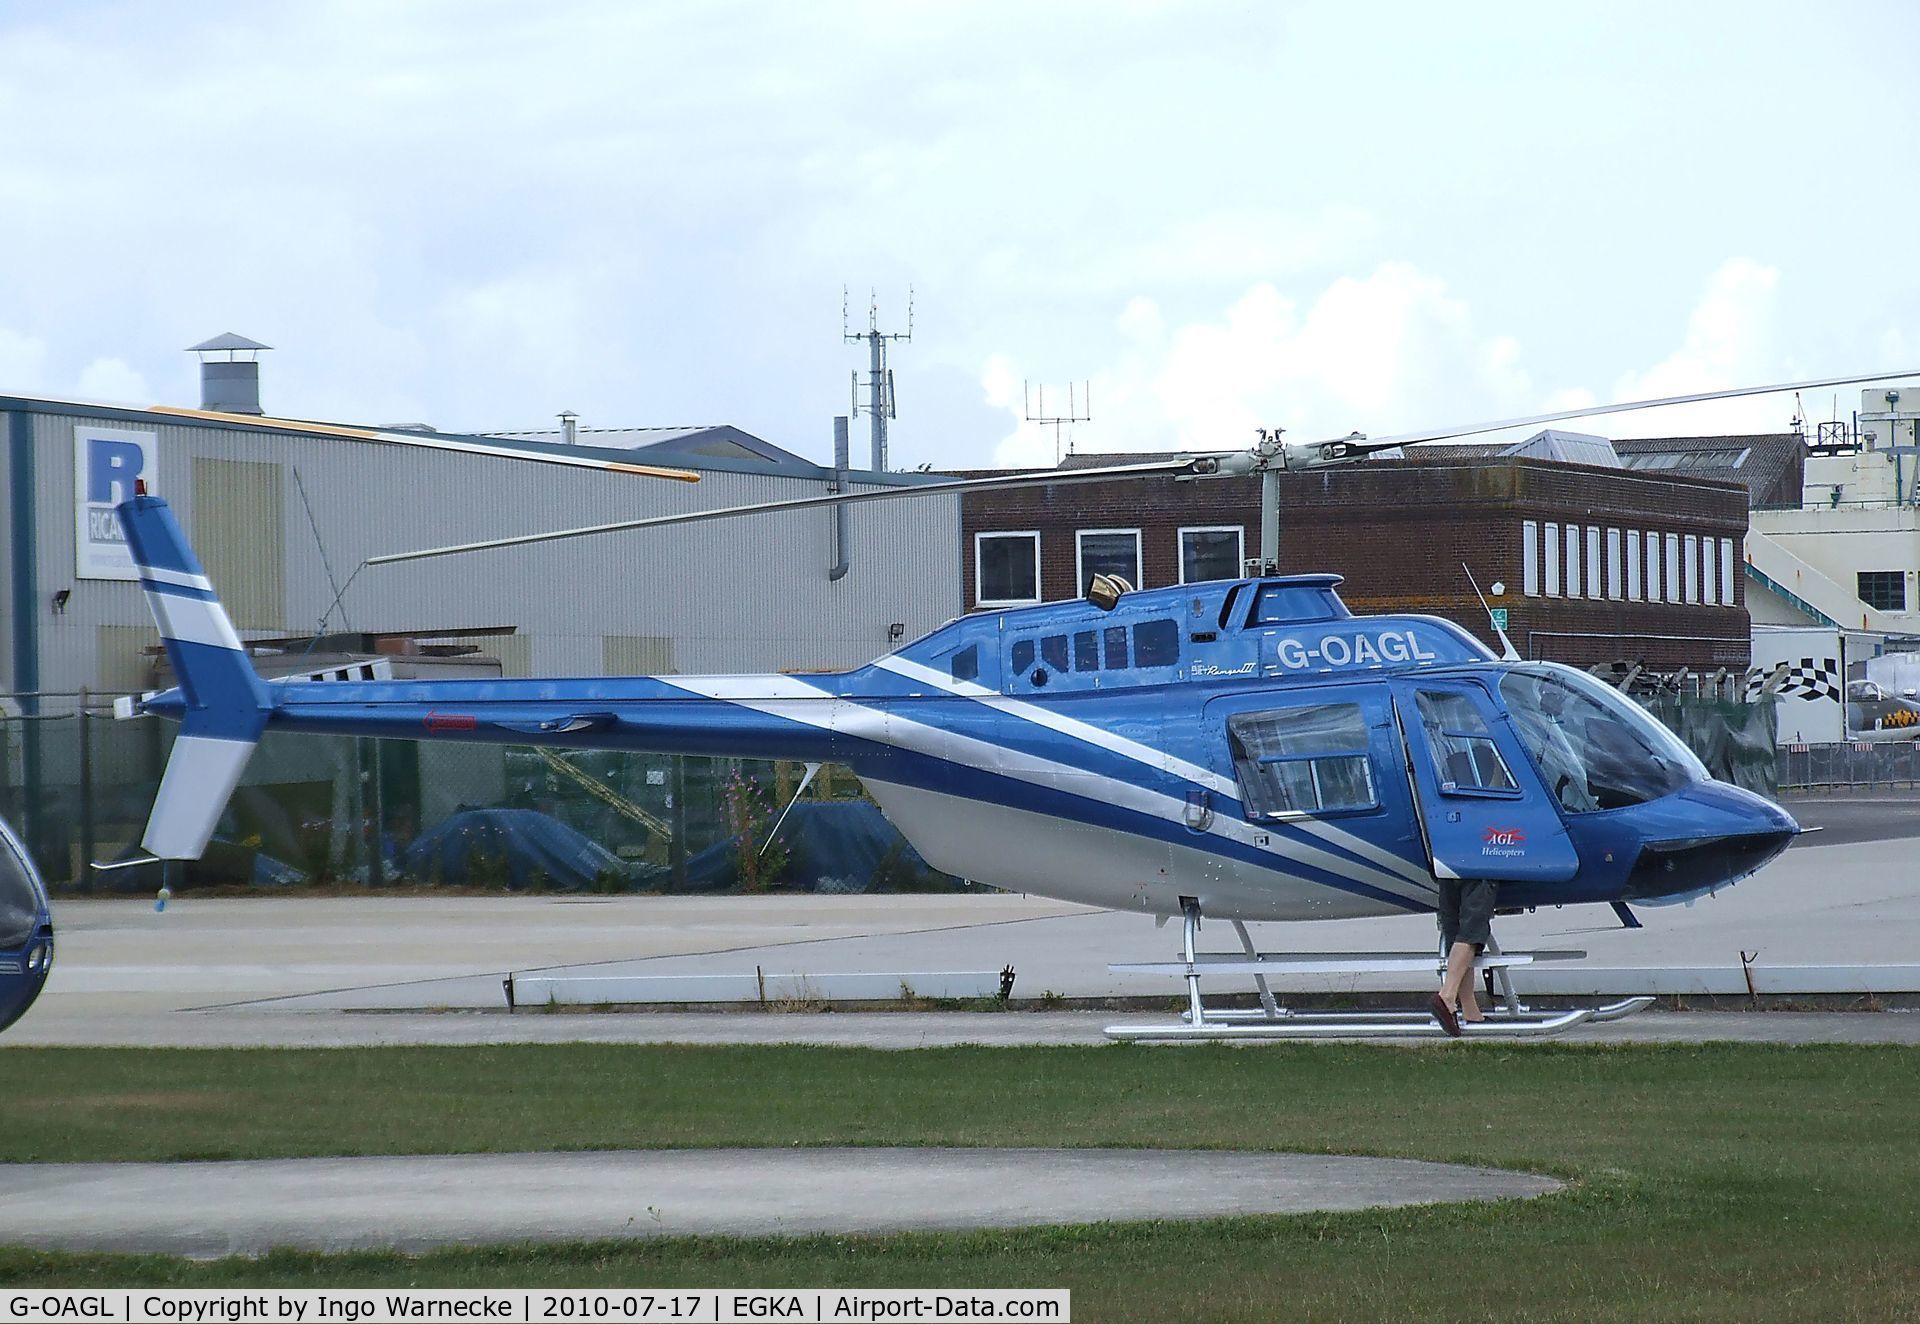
843;287;912;471
1023;381;1092;465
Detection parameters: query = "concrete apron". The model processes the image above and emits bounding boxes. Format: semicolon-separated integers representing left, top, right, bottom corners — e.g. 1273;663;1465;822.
0;1148;1560;1258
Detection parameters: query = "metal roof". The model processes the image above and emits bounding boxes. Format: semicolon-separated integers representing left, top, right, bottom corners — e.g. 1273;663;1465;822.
185;332;272;354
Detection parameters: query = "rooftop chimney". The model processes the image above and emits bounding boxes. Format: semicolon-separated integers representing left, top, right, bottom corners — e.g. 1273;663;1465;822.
187;332;271;415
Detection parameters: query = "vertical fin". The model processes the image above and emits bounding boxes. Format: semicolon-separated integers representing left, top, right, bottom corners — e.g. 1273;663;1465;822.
117;493;273;860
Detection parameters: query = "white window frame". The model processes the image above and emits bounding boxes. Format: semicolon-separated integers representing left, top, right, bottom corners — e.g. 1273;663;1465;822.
1606;528;1623;600
1177;525;1245;585
1565;524;1582;599
1544;522;1561;596
1701;537;1717;608
1076;527;1143;596
1665;533;1681;604
1522;521;1539;597
1719;537;1735;605
1645;531;1661;603
1627;530;1642;601
1683;535;1699;604
1585;526;1602;599
975;530;1042;607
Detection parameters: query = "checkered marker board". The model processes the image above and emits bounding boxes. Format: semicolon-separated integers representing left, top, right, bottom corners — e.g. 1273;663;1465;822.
1746;657;1841;703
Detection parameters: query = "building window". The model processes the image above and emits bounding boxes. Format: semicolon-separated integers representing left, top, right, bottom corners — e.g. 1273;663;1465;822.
1720;538;1735;605
1627;530;1642;601
1076;529;1142;596
1684;535;1699;604
1565;524;1581;599
1859;571;1907;612
1605;528;1622;600
1585;526;1601;599
1522;521;1539;596
1644;531;1660;603
1701;538;1717;607
1665;533;1680;604
976;532;1040;606
1226;703;1377;818
1545;522;1561;596
1179;526;1244;584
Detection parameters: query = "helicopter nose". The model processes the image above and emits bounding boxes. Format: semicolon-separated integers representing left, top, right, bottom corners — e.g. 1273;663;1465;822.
1625;781;1799;903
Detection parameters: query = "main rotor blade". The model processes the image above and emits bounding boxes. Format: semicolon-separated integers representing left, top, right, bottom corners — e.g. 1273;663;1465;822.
147;406;703;483
366;456;1210;566
1319;368;1920;457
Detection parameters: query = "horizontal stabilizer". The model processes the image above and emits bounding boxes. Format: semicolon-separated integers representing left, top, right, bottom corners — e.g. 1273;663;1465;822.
117;493;274;860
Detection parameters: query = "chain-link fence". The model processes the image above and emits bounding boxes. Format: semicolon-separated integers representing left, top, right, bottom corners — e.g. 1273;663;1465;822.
1776;741;1920;790
0;693;966;897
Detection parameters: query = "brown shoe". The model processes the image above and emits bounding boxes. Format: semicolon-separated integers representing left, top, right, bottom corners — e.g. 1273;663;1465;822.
1429;993;1462;1038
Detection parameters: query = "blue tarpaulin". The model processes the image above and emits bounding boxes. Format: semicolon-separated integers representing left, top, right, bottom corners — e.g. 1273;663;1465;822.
675;800;955;894
403;808;629;890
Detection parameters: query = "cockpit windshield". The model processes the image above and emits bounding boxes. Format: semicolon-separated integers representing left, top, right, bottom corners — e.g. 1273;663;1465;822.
1498;664;1706;813
0;822;46;949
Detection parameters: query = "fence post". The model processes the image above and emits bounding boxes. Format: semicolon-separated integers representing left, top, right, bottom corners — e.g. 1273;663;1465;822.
79;687;94;878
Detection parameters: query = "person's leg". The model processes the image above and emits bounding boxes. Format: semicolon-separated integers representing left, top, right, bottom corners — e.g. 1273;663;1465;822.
1439;939;1477;1008
1454;879;1498;1022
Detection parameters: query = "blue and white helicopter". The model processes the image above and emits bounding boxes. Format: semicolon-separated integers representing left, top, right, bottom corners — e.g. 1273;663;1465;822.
98;372;1912;1040
0;816;54;1035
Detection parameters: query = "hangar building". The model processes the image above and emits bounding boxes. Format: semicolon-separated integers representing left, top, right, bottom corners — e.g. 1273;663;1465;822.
1;343;961;881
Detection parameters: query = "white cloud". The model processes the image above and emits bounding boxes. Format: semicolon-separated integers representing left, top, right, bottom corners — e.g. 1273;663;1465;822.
1605;259;1790;437
984;263;1539;463
0;327;48;390
75;358;150;405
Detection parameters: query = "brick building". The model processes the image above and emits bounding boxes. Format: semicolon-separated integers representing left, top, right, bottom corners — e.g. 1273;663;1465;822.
959;450;1751;673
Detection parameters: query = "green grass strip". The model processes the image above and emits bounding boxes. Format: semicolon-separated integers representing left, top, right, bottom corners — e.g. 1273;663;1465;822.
1;1041;1917;1320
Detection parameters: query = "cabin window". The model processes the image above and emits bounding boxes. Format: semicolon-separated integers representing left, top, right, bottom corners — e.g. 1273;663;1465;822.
1218;584;1244;629
976;531;1041;606
1179;527;1243;584
1103;625;1129;669
1134;619;1179;667
1041;635;1070;671
1248;583;1342;625
1077;529;1142;595
0;828;43;949
1227;703;1377;818
1414;690;1518;796
1011;639;1036;674
1073;631;1099;672
1500;666;1704;812
949;645;979;683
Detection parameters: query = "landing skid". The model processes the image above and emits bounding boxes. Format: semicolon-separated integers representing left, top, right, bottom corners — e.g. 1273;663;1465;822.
1104;900;1654;1042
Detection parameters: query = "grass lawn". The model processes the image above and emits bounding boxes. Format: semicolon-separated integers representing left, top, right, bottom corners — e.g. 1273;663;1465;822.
2;1040;1918;1321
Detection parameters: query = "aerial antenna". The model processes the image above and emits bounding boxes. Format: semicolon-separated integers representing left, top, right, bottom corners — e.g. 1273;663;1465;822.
1023;380;1092;464
844;286;912;471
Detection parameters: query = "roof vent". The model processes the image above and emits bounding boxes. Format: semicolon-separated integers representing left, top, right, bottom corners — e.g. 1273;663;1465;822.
187;333;271;415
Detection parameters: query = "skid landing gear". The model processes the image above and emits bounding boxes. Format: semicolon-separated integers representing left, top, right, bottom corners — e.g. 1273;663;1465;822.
1105;901;1653;1041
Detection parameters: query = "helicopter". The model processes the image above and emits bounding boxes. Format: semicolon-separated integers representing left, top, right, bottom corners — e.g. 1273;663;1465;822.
0;815;55;1035
99;369;1915;1040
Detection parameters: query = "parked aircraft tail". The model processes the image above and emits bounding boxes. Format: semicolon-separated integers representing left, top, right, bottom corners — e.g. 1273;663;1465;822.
115;492;273;859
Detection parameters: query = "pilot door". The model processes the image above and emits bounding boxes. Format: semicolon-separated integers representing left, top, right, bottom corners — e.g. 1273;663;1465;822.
1390;680;1578;883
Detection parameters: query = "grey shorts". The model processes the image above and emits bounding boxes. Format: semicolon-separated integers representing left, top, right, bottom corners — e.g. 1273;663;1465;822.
1438;877;1496;949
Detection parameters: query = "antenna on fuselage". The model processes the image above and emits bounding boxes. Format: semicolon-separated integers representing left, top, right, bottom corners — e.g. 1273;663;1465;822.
1462;563;1521;662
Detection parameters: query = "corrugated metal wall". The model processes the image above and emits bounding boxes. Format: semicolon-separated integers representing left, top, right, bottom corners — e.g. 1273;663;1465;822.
191;457;286;631
18;406;962;701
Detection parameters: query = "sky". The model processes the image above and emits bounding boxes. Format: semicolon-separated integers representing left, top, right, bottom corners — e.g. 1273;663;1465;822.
1;0;1916;472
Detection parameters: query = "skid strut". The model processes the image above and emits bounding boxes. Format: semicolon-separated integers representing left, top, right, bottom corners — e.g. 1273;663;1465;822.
1105;905;1651;1041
